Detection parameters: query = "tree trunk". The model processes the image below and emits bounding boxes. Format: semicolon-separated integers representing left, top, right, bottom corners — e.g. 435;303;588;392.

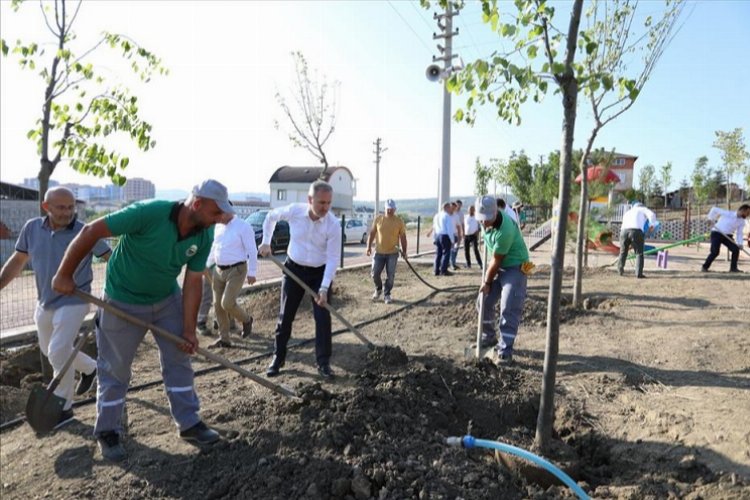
37;159;55;216
572;129;598;308
535;0;582;453
726;166;731;209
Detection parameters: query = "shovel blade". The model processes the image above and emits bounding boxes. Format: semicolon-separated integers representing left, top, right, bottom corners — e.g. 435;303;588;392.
463;344;496;361
25;385;66;435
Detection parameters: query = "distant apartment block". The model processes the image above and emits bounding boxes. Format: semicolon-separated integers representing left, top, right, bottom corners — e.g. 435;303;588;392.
122;177;156;202
22;178;59;190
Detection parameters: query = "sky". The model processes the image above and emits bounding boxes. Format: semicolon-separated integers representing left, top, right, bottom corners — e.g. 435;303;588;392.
1;0;749;202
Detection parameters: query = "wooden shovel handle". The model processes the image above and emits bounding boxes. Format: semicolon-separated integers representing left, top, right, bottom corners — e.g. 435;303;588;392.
73;290;300;401
267;256;374;348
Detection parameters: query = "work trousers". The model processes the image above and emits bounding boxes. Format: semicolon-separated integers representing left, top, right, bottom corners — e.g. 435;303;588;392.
197;275;213;324
703;231;740;271
434;234;452;275
274;259;332;367
94;292;200;436
35;303;95;411
479;266;527;356
464;233;482;268
212;263;250;340
372;252;398;297
618;228;645;277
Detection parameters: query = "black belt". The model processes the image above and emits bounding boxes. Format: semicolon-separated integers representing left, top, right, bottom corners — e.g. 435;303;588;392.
217;261;245;270
286;258;324;271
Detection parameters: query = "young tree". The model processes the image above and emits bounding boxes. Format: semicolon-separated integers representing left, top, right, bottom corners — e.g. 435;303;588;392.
659;162;673;208
443;0;586;451
1;0;167;211
638;164;657;203
275;51;340;175
473;156;492;196
571;0;684;307
712;128;749;207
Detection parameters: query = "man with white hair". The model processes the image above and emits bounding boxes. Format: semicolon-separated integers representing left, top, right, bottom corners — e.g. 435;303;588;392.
259;180;342;379
617;201;657;278
366;198;407;304
0;187;111;428
52;179;233;461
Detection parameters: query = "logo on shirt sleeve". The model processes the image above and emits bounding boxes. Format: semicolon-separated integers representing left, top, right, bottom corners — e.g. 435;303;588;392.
186;244;198;257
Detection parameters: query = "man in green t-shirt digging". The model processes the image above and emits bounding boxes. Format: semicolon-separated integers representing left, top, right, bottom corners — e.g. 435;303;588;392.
474;195;530;365
53;179;232;462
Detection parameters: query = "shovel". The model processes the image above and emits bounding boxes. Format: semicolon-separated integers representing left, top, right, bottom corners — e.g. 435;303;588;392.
267;256;374;348
26;329;90;435
73;290;300;401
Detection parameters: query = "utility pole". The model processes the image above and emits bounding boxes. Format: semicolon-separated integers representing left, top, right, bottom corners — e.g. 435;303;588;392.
430;2;460;209
373;137;387;217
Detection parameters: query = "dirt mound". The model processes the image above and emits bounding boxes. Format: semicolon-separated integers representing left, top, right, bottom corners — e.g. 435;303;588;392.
174;356;546;500
0;386;28;424
242;282;356;322
0;345;46;387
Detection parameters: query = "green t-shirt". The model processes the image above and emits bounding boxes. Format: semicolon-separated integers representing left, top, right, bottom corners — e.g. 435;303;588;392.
104;200;213;304
483;212;529;268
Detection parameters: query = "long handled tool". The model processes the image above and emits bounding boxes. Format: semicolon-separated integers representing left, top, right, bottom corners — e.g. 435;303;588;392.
25;329;91;435
267;256;374;348
73;290;300;401
716;230;750;257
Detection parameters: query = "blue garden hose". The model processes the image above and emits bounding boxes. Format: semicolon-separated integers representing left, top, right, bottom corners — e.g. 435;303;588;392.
445;435;590;500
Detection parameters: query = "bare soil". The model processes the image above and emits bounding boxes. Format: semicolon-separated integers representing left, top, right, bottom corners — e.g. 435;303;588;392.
1;246;749;499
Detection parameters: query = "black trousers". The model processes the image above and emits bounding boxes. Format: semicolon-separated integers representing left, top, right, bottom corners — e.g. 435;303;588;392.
703;231;739;270
274;259;332;366
464;233;482;268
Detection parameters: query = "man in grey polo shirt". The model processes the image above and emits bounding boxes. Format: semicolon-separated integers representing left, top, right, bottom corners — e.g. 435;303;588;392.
0;187;111;428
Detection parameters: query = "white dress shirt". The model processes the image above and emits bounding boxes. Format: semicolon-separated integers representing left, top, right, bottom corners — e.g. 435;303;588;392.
504;206;519;225
262;203;342;288
206;216;258;277
433;210;455;242
464;214;480;235
621;205;657;231
707;207;746;244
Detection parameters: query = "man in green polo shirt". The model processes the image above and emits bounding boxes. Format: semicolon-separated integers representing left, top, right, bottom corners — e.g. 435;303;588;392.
474;195;529;364
53;179;232;462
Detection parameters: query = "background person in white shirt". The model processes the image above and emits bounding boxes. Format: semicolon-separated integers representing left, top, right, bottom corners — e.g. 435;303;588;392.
617;202;657;278
702;204;750;273
450;200;465;270
431;202;455;276
206;211;257;348
259;180;342;379
463;204;483;269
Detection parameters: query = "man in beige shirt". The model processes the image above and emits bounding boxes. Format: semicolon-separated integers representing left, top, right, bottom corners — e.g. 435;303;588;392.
366;199;407;304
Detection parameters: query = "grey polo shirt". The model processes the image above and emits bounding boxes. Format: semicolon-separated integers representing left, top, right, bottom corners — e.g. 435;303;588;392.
15;216;111;309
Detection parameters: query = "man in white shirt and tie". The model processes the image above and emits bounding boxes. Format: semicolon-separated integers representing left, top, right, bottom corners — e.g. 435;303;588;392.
207;211;257;348
701;204;749;273
617;202;657;278
259;180;342;378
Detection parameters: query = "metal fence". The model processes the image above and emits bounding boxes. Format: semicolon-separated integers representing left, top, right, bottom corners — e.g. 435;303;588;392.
1;223;431;332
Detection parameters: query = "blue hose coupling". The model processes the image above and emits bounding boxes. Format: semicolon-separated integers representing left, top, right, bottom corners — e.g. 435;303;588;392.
444;435;476;448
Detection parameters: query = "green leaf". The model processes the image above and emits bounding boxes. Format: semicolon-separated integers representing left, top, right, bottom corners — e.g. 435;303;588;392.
585;41;597;55
454;108;464;122
527;45;538;59
628;88;639;100
1;39;8;56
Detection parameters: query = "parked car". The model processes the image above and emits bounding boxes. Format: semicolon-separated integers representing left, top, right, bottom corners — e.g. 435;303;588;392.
245;210;290;254
342;218;368;244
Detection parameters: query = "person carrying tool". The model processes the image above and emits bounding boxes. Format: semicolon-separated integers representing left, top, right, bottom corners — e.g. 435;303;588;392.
474;195;530;365
206;211;257;348
617;201;657;278
259;180;342;379
366;198;407;304
463;204;483;269
0;187;111;429
51;179;233;462
701;204;750;273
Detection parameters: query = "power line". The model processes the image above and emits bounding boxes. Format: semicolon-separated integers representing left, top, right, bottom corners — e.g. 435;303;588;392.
387;0;433;55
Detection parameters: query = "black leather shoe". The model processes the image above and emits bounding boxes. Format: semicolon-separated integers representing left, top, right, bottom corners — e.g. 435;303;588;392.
266;356;285;377
75;369;97;395
317;364;335;379
179;421;220;445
